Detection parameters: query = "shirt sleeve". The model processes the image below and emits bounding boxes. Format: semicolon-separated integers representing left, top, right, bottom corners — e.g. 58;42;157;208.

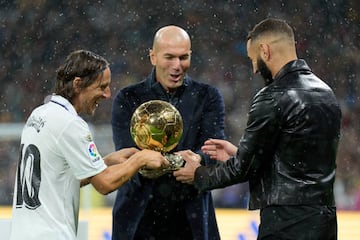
58;117;107;180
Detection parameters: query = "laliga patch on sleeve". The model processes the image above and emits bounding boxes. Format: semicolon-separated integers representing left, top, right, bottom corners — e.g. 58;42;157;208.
88;142;101;163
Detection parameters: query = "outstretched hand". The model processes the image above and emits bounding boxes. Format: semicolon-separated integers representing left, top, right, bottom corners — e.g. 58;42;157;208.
201;139;237;161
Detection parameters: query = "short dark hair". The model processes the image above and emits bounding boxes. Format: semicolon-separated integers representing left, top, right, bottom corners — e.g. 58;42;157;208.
247;18;294;42
54;50;109;100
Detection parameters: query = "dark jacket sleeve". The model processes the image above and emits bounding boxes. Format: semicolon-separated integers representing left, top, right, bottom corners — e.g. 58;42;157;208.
178;83;225;143
194;88;280;191
196;86;226;165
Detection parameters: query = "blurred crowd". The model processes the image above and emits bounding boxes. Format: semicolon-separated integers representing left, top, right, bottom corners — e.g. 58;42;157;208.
0;0;359;209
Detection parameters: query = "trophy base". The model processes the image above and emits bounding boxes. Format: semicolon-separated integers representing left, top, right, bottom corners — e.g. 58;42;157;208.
163;153;184;170
139;153;184;179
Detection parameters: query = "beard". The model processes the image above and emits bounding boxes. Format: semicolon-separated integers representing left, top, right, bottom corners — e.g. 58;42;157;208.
257;57;273;85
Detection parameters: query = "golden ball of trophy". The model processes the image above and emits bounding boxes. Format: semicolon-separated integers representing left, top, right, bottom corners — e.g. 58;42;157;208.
130;100;184;178
130;100;183;153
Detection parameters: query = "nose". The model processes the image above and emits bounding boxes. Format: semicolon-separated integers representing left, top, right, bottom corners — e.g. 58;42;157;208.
171;58;181;69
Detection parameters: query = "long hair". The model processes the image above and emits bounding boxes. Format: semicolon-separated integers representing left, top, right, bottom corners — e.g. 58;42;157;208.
54;50;109;101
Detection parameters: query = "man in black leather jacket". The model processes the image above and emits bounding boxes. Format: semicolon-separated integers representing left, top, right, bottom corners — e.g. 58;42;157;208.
174;18;342;240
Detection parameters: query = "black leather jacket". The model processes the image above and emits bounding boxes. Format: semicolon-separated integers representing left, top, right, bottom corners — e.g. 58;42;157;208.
194;59;342;210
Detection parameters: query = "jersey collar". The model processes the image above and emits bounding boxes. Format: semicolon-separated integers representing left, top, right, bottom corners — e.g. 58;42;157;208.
45;95;78;116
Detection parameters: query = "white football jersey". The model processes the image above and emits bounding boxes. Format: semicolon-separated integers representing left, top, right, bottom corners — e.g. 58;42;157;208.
10;95;107;240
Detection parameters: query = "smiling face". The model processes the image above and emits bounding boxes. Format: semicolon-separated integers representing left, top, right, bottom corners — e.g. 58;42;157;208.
149;26;192;93
73;67;111;115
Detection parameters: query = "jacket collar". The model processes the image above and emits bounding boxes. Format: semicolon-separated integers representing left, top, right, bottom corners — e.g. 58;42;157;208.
274;59;311;82
147;68;189;93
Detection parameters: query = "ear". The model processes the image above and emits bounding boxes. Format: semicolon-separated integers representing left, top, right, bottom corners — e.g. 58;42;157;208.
72;77;83;93
149;49;156;66
259;43;271;61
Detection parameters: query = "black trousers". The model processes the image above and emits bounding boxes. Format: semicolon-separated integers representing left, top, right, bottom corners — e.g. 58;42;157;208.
258;205;337;240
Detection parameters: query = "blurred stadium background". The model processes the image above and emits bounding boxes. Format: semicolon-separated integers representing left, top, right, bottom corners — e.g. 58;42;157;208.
1;1;359;239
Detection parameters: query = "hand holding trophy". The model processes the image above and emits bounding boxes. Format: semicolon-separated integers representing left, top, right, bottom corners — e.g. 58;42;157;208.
130;100;184;178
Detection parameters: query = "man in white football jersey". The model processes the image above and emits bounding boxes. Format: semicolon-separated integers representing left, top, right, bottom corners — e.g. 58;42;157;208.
10;50;168;240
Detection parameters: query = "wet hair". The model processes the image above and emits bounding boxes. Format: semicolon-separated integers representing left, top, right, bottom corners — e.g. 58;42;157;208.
54;50;109;100
247;18;294;42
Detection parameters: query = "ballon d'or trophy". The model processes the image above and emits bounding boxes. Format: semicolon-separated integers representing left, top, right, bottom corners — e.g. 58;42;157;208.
130;100;184;178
